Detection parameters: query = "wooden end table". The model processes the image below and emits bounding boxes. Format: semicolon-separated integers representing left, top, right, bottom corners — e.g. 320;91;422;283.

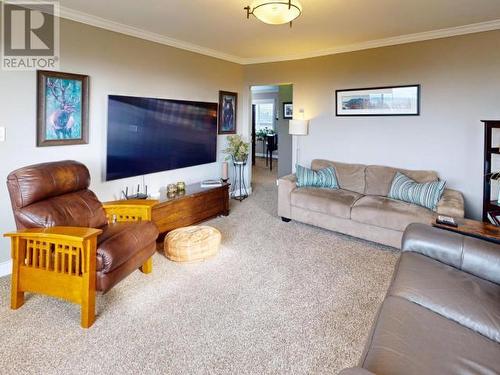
432;218;500;244
104;182;230;241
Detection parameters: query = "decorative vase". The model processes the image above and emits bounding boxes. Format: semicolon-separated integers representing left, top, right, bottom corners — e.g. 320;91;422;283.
221;161;229;182
232;155;248;164
177;181;186;192
167;183;177;194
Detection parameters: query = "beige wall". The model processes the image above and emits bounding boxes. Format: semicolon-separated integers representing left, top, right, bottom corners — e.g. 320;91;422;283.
277;85;293;178
244;30;500;219
0;19;244;265
1;18;499;266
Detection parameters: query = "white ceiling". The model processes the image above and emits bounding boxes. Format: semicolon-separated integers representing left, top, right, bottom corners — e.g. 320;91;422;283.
58;0;500;64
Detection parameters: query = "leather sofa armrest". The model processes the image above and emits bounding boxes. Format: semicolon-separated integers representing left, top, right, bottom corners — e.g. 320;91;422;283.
338;367;376;375
402;223;500;284
278;174;297;219
436;188;464;218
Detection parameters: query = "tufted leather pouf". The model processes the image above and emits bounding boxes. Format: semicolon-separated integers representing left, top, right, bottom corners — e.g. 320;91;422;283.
164;225;221;262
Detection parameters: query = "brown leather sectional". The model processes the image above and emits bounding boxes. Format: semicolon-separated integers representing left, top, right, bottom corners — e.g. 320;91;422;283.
340;223;500;375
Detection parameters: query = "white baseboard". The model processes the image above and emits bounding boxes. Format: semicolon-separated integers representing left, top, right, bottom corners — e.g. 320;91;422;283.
0;260;12;277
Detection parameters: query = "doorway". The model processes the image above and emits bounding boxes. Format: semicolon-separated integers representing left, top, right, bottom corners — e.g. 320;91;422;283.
250;84;293;185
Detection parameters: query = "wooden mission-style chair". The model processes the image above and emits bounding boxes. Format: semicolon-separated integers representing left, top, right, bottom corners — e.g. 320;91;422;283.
4;160;159;328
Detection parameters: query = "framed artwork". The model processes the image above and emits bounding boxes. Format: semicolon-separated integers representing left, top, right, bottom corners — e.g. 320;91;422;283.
37;70;89;146
283;102;293;119
218;91;237;134
335;85;420;116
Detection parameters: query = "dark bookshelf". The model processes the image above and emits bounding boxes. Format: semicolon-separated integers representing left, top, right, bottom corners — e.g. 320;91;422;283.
482;120;500;222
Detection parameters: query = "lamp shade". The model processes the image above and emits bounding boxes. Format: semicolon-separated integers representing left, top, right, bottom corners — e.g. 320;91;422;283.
250;0;302;25
289;119;309;135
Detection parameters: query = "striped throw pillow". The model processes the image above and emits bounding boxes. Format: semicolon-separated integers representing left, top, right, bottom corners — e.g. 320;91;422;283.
296;164;339;189
388;172;445;211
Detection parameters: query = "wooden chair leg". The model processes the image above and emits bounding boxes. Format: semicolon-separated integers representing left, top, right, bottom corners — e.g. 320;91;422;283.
81;237;96;328
81;287;95;329
10;238;24;309
10;284;24;310
140;257;153;274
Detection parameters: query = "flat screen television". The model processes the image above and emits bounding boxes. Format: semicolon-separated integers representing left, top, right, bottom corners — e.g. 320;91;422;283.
106;95;218;181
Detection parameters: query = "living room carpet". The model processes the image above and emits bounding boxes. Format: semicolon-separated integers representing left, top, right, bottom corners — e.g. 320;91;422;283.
0;159;398;374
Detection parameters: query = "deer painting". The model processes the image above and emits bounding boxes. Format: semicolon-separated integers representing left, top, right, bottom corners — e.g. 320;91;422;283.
46;78;81;139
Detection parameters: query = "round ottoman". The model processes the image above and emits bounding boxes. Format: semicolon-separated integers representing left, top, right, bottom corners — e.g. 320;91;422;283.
164;225;221;262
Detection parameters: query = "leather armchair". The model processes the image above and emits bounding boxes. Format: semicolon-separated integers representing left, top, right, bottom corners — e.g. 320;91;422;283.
4;160;159;328
402;222;500;284
341;223;500;374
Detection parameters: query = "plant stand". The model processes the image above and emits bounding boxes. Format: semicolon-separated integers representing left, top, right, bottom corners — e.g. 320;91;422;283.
231;160;248;201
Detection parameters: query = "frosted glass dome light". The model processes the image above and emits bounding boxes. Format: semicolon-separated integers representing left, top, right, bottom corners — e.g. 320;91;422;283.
245;0;302;26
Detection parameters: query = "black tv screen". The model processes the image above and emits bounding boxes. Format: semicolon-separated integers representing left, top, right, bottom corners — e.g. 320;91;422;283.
106;95;218;181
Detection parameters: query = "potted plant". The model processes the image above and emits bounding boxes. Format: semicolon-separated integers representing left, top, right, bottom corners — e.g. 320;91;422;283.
223;134;250;163
255;127;276;155
255;127;275;141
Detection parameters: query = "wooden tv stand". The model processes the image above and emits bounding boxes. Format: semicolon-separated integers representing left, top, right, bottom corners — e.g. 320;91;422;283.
105;182;229;240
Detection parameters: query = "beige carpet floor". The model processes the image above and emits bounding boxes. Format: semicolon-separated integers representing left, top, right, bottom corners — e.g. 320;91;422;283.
0;158;398;374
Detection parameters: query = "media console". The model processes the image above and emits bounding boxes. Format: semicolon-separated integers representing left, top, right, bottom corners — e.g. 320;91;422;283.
105;182;230;242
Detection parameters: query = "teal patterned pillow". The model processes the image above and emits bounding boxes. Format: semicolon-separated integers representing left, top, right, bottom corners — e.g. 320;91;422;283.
388;172;445;211
296;164;339;189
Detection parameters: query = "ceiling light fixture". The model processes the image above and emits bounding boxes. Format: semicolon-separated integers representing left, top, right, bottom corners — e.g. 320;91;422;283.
244;0;302;27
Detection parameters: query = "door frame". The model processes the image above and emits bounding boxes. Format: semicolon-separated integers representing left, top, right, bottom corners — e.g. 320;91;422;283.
251;104;256;165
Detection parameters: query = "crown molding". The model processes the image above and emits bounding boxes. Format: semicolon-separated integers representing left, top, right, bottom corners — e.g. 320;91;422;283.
55;5;500;65
242;18;500;64
58;5;245;64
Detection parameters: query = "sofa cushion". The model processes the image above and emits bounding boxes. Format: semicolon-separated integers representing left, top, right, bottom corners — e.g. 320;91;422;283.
291;188;362;219
96;221;159;273
296;164;339;189
361;296;500;375
7;160;90;208
311;159;366;194
365;165;438;196
351;195;435;231
389;252;500;343
14;189;108;229
388;172;445;210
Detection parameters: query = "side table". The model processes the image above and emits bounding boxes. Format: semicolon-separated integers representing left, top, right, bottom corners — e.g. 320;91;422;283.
432;218;500;245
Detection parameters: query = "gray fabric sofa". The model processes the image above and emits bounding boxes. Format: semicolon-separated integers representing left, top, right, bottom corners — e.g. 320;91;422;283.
278;159;465;248
340;223;500;375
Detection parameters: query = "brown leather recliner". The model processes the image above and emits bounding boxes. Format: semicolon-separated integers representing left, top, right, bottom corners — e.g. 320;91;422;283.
5;160;159;327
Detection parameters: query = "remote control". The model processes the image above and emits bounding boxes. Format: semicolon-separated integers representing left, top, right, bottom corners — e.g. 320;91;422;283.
436;215;458;227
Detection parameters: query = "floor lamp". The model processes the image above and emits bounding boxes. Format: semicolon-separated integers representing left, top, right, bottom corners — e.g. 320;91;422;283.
289;119;309;171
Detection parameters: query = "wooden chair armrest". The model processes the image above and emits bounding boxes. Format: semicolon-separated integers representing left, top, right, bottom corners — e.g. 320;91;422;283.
4;226;102;241
102;200;159;222
103;199;159;208
4;226;102;327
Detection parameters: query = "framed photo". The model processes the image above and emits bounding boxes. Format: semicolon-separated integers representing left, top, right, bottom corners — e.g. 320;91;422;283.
37;70;89;146
283;102;293;119
335;85;420;116
218;91;237;134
